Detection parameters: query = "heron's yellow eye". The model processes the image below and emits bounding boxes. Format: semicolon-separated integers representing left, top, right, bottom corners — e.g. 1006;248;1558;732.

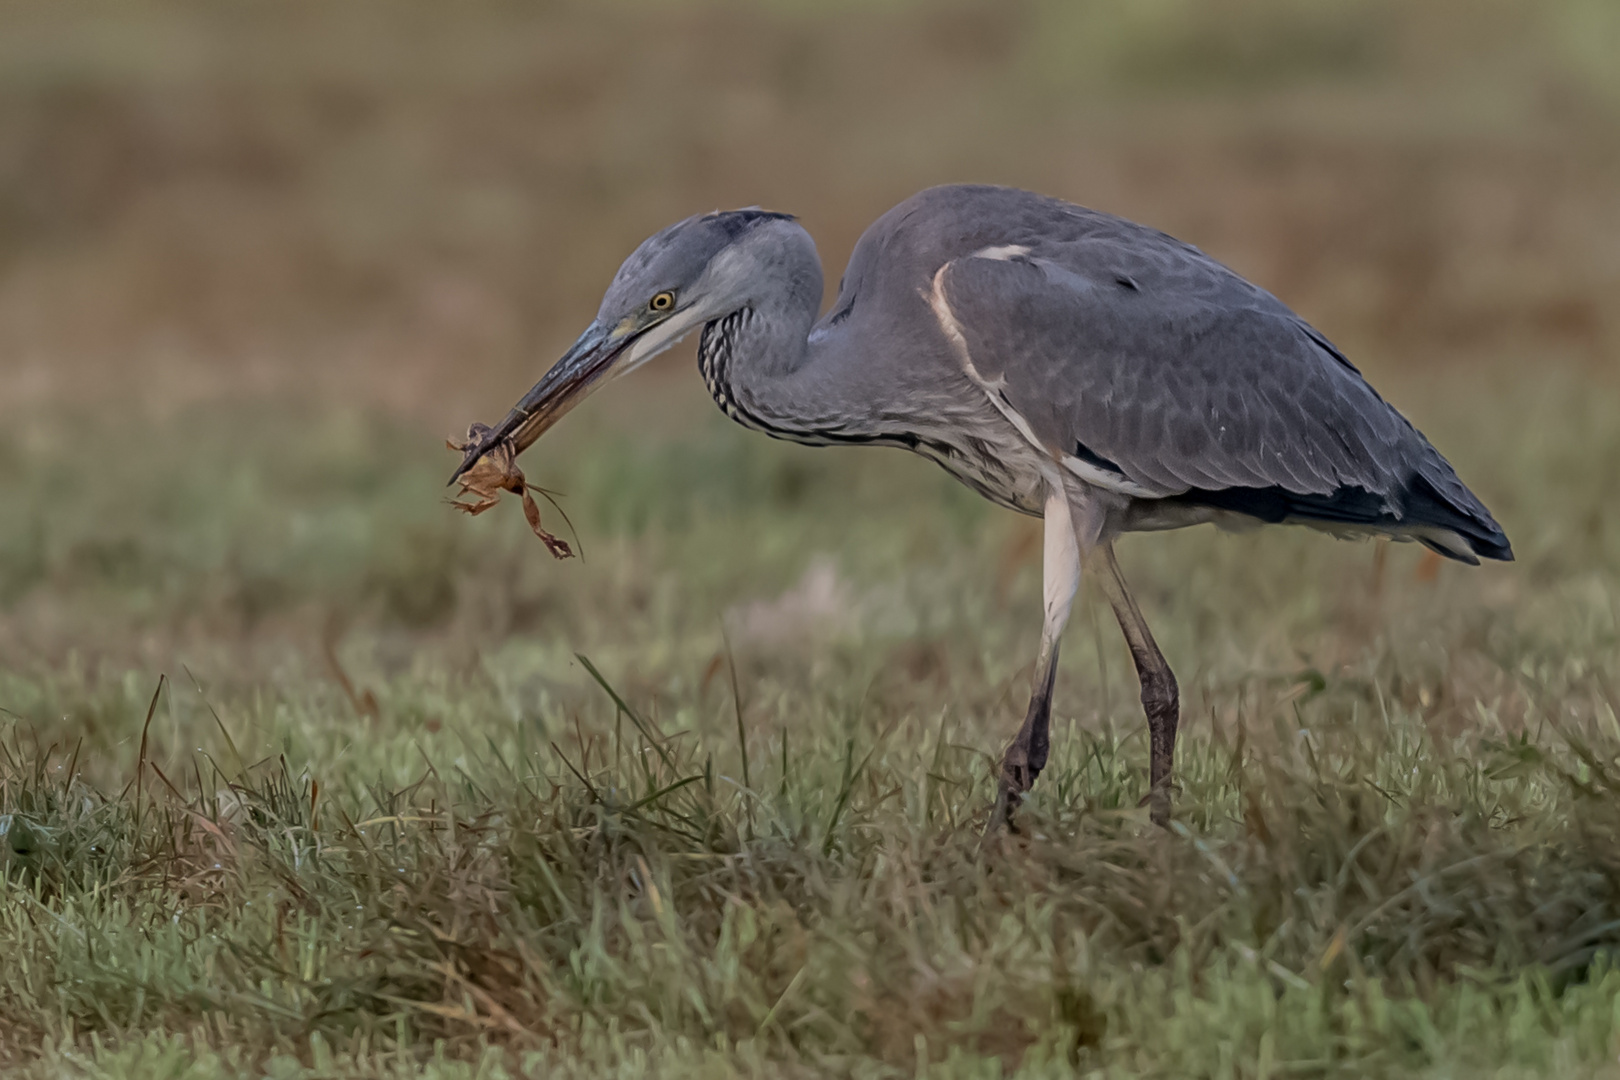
650;291;675;313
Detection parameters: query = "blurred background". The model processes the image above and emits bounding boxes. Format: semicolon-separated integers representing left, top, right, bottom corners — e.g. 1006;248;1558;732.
2;0;1615;413
0;0;1615;730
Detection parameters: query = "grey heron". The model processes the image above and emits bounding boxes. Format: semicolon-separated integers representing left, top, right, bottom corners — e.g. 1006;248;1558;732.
451;184;1512;829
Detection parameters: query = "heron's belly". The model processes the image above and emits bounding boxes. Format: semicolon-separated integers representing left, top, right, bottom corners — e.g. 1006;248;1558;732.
911;426;1049;516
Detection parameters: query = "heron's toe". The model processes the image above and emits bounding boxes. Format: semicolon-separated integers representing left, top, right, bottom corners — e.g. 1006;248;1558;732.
1136;785;1175;828
983;780;1023;839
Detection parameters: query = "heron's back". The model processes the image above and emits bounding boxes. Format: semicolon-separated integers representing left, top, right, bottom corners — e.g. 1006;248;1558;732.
827;184;1512;563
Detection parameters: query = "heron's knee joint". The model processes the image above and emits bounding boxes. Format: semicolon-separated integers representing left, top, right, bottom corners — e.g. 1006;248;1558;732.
1139;669;1179;717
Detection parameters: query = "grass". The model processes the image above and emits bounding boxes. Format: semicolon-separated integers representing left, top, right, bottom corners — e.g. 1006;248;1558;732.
0;358;1617;1078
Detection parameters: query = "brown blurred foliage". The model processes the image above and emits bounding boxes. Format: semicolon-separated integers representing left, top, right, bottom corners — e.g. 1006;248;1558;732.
0;0;1615;433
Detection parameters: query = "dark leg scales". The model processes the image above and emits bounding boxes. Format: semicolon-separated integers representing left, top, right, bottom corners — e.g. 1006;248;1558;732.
988;646;1061;833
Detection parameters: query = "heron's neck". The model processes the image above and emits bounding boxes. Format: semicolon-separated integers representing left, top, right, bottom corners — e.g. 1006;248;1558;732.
697;259;871;443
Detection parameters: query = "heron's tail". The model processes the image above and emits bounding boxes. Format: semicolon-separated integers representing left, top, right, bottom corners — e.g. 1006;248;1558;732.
1399;467;1513;564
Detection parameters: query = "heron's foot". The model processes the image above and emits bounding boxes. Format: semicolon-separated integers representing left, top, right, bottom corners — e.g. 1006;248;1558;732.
983;784;1015;840
1136;782;1176;829
984;748;1042;838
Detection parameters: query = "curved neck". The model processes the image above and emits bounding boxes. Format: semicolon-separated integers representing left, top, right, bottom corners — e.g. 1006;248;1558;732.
701;304;877;444
697;244;849;440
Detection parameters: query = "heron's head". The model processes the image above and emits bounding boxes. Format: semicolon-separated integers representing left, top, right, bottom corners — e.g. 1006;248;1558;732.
450;208;811;484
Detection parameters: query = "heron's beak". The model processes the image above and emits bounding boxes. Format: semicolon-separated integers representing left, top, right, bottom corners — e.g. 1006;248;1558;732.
448;319;635;485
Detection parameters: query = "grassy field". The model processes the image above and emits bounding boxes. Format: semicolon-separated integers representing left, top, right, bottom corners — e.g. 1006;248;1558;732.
3;2;1620;1077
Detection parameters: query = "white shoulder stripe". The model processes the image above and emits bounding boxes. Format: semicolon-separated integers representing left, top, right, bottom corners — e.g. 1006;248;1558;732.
930;260;1160;500
972;244;1031;262
927;263;992;384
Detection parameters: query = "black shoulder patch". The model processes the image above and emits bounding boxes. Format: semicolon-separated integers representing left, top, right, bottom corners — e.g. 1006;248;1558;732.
1072;439;1126;475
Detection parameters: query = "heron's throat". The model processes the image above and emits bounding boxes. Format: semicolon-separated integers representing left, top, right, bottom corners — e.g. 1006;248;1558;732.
698;305;847;444
697;308;769;432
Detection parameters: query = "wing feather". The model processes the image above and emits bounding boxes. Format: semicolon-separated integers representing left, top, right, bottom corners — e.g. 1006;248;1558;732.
832;183;1507;560
935;229;1509;559
943;246;1391;495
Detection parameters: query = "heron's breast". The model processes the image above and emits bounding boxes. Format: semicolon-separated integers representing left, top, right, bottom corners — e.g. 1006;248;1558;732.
909;415;1049;516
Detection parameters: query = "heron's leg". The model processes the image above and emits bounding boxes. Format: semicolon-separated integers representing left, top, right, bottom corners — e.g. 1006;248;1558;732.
990;484;1080;832
1094;542;1179;827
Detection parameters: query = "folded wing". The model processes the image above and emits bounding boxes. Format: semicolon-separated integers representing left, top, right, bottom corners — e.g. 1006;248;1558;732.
938;231;1511;562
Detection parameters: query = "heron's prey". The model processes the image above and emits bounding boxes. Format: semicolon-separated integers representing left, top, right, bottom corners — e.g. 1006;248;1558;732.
447;423;572;560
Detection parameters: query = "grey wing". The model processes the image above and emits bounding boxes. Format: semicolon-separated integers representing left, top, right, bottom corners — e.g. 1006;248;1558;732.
937;236;1512;562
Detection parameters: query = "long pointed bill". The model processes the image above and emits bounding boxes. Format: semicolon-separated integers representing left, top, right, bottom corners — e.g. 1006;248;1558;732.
449;320;629;485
